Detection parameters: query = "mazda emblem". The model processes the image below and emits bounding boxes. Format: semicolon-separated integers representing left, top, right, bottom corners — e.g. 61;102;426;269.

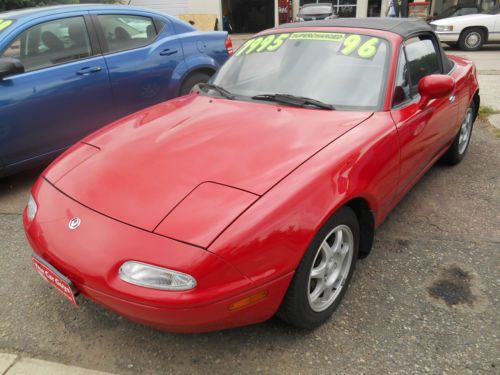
68;217;81;230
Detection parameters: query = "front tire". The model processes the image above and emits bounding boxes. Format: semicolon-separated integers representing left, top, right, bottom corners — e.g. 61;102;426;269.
441;102;476;165
459;28;485;51
277;206;359;329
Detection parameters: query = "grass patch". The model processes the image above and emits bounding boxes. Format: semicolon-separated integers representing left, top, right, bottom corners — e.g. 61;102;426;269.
489;126;500;138
478;105;500;122
477;105;500;138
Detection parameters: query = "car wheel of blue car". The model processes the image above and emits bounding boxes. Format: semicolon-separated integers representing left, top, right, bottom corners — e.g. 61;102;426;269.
180;71;212;96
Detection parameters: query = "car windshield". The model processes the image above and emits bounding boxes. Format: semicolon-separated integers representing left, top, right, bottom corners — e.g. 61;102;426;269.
0;19;15;34
482;4;500;14
212;31;389;110
438;6;460;18
300;6;333;15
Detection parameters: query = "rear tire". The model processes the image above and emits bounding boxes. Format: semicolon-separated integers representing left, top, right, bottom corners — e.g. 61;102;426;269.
459;28;485;51
179;71;211;96
277;206;359;329
441;101;476;165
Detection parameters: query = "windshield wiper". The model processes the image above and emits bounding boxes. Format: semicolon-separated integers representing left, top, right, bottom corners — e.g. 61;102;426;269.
251;93;334;110
198;83;235;100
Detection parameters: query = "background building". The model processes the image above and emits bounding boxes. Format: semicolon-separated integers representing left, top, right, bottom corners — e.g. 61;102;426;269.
129;0;419;32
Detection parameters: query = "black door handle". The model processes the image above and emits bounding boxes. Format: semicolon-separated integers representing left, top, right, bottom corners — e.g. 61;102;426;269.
76;66;102;75
160;49;178;56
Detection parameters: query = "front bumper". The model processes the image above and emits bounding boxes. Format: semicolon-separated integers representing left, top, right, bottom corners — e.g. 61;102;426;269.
24;178;292;333
435;31;460;43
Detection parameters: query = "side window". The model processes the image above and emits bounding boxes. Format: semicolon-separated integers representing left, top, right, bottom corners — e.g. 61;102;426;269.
392;48;411;107
156;19;167;34
3;39;21;58
97;15;157;53
1;17;91;72
404;36;441;95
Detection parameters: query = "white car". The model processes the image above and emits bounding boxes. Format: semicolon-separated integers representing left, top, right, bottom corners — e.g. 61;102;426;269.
431;4;500;50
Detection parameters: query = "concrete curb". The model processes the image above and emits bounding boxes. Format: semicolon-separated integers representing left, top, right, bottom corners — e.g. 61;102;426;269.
489;114;500;130
0;353;116;375
0;354;17;374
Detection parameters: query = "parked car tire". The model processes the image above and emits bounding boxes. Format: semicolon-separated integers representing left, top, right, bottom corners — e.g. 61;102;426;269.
458;28;485;51
277;206;359;329
180;71;212;96
441;102;476;165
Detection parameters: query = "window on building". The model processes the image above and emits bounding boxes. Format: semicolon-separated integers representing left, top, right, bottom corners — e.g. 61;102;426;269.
368;0;383;16
300;0;357;17
97;15;157;53
1;17;92;72
336;0;357;17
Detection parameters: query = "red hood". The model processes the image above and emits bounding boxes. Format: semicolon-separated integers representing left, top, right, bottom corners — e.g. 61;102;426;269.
46;95;372;232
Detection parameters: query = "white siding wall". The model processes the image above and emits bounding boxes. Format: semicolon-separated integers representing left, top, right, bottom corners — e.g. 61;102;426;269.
130;0;189;16
187;0;220;14
130;0;223;28
130;0;222;16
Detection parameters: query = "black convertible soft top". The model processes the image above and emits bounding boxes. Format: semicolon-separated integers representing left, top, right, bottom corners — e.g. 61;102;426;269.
275;17;454;73
276;17;433;38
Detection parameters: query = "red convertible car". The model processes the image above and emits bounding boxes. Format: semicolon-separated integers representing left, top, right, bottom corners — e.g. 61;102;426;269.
24;18;479;333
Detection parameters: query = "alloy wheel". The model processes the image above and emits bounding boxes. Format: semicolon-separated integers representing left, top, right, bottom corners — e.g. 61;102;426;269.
458;108;473;155
307;225;354;312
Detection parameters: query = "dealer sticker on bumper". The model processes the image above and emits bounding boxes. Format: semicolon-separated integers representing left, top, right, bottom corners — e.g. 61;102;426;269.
32;255;78;306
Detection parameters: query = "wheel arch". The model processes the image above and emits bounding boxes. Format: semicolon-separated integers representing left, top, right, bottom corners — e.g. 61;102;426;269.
472;90;480;121
460;26;489;43
178;66;217;95
343;197;375;258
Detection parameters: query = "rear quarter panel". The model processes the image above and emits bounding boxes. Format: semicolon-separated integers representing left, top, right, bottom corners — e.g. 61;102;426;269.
176;30;229;77
449;54;479;126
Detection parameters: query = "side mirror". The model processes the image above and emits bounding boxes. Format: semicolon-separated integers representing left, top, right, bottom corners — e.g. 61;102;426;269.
418;74;455;109
0;58;24;80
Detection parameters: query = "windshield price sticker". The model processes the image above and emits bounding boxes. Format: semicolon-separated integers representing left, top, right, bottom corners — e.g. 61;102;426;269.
290;32;345;42
339;34;380;59
235;33;291;56
235;32;380;60
235;32;345;56
0;19;14;32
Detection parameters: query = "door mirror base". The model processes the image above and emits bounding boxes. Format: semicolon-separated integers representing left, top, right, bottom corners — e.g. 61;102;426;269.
418;74;455;109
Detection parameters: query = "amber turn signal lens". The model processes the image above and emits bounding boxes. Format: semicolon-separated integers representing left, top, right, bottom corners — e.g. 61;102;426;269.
228;290;268;311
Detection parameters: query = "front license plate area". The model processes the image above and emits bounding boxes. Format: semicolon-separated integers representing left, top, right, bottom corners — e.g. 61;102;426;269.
32;254;78;306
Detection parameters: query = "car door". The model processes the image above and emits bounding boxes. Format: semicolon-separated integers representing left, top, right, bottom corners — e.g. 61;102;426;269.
390;35;459;195
0;13;113;168
90;11;185;119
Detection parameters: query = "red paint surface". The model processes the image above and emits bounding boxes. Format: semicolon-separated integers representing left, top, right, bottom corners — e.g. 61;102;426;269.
154;182;259;248
25;26;479;332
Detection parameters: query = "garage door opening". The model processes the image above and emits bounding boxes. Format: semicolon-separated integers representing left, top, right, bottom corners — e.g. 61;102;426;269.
222;0;275;33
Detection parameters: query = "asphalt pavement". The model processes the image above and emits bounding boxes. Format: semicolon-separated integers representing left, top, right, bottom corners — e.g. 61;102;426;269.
0;48;499;375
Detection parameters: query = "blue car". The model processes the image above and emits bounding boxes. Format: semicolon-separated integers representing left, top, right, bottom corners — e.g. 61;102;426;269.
0;4;232;176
